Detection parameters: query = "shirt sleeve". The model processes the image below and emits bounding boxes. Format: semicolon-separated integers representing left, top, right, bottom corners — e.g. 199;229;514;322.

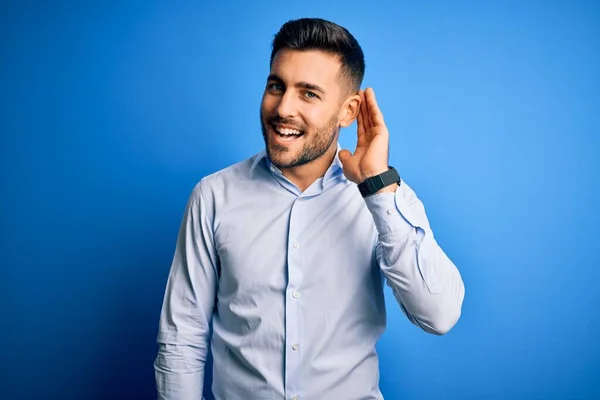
364;181;465;335
154;181;219;399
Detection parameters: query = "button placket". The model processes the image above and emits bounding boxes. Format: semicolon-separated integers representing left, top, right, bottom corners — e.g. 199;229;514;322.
285;198;305;398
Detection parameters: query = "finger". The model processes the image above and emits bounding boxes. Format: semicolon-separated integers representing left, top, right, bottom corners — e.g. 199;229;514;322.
356;91;365;137
366;88;385;127
338;149;352;165
356;110;367;148
357;91;370;147
359;90;371;136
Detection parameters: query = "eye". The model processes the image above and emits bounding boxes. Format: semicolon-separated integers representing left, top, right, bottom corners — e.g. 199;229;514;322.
267;82;284;92
304;91;318;99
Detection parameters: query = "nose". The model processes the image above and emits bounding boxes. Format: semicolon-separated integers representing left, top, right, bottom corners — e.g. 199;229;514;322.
275;90;298;119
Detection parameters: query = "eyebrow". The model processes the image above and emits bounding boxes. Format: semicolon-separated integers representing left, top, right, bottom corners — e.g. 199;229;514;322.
267;74;326;95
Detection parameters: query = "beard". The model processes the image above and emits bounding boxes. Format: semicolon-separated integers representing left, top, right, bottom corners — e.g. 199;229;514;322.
260;111;340;169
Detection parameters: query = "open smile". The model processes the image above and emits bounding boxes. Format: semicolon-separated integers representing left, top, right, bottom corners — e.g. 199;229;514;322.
271;124;304;144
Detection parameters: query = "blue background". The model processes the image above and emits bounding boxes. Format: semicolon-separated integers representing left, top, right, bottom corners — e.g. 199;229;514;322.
2;1;599;399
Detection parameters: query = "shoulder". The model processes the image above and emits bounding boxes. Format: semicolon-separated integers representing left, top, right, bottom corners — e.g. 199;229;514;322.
189;150;267;202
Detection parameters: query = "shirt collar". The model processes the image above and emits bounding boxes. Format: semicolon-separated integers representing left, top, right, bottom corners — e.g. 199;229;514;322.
249;143;349;194
250;143;346;179
249;149;267;173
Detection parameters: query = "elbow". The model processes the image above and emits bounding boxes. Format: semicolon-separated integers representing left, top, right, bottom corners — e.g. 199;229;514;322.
420;287;465;335
425;306;462;335
432;277;466;335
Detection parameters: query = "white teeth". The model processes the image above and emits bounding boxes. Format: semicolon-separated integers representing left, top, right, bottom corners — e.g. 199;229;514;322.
276;127;302;136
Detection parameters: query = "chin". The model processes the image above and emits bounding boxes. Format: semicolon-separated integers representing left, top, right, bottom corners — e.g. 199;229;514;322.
266;147;298;169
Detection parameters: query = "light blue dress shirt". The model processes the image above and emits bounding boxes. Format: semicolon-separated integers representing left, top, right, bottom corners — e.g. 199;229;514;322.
154;145;465;400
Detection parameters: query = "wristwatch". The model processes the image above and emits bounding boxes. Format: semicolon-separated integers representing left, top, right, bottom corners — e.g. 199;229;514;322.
357;167;401;198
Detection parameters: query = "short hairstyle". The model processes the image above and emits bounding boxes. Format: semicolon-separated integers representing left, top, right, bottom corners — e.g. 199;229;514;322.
270;18;365;93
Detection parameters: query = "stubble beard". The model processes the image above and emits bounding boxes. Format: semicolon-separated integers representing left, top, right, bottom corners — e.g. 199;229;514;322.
260;112;340;169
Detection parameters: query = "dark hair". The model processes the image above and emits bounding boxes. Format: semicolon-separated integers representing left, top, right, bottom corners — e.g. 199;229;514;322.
270;18;365;93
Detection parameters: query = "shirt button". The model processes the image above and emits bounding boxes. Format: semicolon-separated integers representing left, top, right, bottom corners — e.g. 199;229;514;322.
292;397;299;400
387;209;393;215
270;166;275;172
292;242;299;249
292;343;300;350
292;291;300;299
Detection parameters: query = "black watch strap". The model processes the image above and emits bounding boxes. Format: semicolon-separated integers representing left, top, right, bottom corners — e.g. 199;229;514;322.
357;167;401;198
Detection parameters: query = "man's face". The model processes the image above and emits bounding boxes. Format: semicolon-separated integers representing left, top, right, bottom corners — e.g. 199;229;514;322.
260;49;346;169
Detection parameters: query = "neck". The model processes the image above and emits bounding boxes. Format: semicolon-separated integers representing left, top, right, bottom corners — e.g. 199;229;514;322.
280;142;338;192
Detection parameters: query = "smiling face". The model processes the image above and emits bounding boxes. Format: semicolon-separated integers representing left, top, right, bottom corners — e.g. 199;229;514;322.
260;49;350;170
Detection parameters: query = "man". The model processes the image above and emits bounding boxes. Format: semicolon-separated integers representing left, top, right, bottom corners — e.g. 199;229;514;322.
154;17;465;400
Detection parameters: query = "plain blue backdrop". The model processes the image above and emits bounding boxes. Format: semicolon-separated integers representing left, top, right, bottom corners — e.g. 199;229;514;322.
1;1;599;399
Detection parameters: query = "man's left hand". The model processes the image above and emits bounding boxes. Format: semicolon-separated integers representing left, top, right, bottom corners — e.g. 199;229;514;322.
339;88;397;194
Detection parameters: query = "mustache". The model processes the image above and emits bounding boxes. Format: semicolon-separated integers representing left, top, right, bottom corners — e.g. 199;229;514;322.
267;116;305;131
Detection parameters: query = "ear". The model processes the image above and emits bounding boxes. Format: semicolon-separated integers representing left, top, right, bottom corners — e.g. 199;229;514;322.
338;92;361;128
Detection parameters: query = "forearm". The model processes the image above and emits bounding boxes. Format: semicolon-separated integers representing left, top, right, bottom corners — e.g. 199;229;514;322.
365;183;465;335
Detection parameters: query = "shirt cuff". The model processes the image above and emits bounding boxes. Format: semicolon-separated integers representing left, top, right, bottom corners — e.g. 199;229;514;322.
363;189;414;239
